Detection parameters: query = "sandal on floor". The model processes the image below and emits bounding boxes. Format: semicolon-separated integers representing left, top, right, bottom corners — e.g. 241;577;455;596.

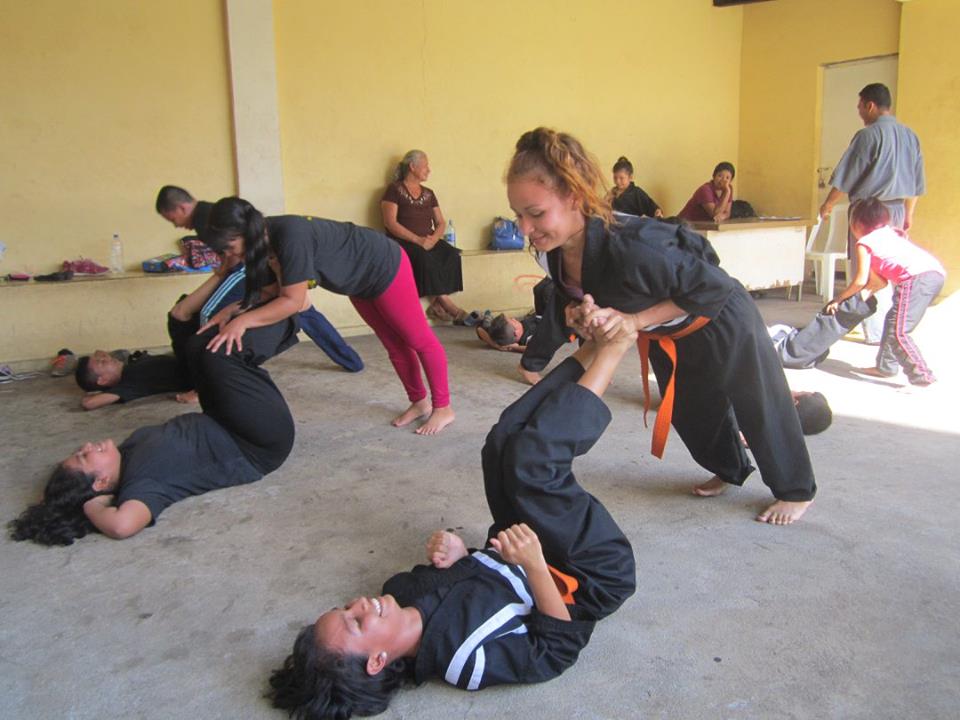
452;310;470;326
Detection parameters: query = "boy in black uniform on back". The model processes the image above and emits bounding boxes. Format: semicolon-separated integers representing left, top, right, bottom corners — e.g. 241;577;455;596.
75;350;191;410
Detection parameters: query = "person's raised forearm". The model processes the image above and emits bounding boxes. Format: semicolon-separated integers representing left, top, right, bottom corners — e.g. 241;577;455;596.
523;562;571;621
631;300;686;330
819;187;846;219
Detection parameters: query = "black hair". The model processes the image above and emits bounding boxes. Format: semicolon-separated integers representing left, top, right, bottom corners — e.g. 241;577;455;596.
849;198;891;233
712;162;735;179
204;197;271;309
795;392;832;435
74;355;100;392
489;314;518;346
859;83;892;110
612;156;634;175
268;624;411;719
155;185;195;213
9;464;105;546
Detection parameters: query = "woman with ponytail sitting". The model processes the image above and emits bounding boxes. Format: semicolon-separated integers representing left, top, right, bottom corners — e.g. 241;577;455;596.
268;330;636;718
9;320;296;545
608;156;662;219
200;197;455;435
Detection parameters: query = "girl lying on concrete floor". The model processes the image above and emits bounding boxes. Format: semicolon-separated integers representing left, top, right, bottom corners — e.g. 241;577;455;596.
9;320;296;545
269;331;637;719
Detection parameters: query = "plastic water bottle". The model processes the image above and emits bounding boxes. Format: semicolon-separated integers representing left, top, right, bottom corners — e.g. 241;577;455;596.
444;220;456;247
110;233;124;273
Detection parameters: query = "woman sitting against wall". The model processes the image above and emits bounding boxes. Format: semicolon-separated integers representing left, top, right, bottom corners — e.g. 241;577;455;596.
381;150;466;323
608;156;662;218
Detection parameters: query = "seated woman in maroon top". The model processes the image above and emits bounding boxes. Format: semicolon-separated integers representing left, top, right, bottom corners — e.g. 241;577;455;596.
677;162;735;222
381;150;466;323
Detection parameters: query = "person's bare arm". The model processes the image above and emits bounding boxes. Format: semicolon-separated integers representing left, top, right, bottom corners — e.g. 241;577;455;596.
490;524;571;621
427;207;446;250
476;326;502;350
825;244;872;313
82;496;152;539
81;392;121;411
517;364;542;385
381;201;428;247
819;187;847;220
903;197;919;231
200;282;307;355
711;183;733;222
577;295;686;341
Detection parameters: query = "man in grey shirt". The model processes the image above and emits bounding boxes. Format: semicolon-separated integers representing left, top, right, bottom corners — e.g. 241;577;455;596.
818;82;925;342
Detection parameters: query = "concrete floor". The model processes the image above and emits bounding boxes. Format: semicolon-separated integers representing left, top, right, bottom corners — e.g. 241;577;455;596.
2;293;958;720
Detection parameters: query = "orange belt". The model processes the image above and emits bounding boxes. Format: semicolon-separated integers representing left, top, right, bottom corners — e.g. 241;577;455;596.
637;315;711;459
547;564;579;605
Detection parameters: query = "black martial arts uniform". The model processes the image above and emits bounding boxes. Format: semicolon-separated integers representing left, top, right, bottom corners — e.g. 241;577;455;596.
167;282;300;394
520;277;576;373
116;320;295;524
771;295;877;370
612;182;660;218
541;216;816;502
383;357;635;690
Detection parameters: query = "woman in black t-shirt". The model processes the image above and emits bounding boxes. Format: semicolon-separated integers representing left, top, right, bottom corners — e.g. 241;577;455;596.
201;197;455;436
9;322;296;545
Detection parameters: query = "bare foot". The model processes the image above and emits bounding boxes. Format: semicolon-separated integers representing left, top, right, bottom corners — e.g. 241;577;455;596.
692;476;728;497
756;499;813;525
416;405;455;436
175;390;199;404
426;529;467;568
392;398;431;427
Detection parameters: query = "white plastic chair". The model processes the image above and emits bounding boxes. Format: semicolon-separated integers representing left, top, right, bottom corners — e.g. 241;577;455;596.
805;203;851;301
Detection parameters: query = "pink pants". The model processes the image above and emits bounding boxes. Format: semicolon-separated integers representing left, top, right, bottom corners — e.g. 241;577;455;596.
350;253;451;408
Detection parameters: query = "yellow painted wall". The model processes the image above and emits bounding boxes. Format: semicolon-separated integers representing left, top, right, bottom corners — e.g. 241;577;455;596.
0;0;235;275
2;0;747;366
273;0;745;243
738;0;901;218
897;0;960;295
0;0;235;364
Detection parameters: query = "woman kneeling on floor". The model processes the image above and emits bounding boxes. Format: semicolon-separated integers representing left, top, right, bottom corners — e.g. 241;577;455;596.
268;331;637;718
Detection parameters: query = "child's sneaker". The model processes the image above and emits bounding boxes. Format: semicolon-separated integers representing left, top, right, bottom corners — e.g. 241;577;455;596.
50;348;77;377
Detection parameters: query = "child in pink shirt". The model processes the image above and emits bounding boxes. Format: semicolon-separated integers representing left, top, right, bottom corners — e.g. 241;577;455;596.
826;198;945;386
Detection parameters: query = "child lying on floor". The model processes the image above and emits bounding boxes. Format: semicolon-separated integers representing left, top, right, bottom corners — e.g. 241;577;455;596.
475;311;538;353
75;349;192;410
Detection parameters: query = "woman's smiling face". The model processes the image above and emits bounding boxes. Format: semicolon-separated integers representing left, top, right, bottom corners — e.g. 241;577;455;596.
507;176;585;254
